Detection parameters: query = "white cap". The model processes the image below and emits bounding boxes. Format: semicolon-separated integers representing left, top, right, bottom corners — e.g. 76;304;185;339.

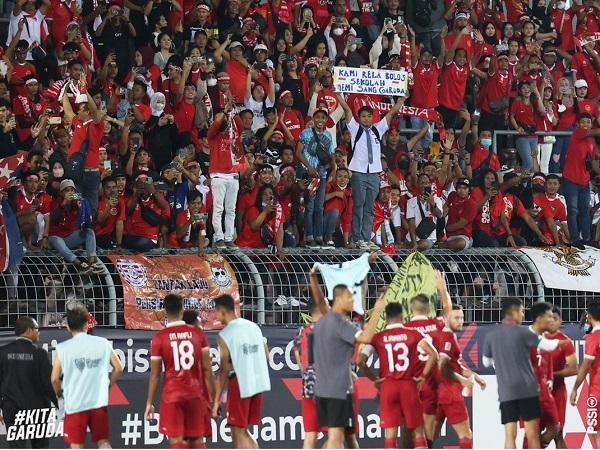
574;79;588;88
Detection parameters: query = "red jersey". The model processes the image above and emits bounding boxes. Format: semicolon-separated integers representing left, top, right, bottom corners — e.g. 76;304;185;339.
578;99;600;119
168;210;206;248
549;8;576;51
546;61;568;85
124;194;171;240
13;95;47;143
323;182;353;233
503;0;525;22
470;187;505;235
445;191;477;238
571;51;600;99
510;97;536;127
370;324;427;380
439;61;470;111
281;109;304;142
436;329;466;404
96;194;126;237
563;128;596;186
48;197;80;237
470;143;500;171
236;206;271;248
15;188;38;212
150;321;209;403
585;327;600;395
68;116;104;168
411;61;441;108
405;315;445;376
544;330;575;392
492;193;527;237
481;69;512;115
529;344;553;401
10;62;37;98
443;32;474;64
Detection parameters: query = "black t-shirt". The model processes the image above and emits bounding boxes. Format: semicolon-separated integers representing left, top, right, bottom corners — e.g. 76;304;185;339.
195;150;211;176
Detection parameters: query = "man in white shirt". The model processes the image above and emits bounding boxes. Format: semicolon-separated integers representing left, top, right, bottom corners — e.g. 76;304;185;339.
7;0;50;61
336;91;407;249
405;172;443;250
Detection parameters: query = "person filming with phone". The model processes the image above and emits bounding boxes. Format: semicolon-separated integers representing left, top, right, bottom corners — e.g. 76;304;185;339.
168;190;208;256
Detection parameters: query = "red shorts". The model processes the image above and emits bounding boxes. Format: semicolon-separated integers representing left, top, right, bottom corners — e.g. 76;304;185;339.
419;379;438;415
302;397;320;433
63;407;109;445
380;379;424;429
160;397;207;438
553;387;567;431
226;375;263;428
436;400;468;425
540;393;560;430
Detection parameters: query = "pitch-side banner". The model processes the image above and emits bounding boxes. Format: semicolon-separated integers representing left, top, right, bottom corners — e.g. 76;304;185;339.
519;246;600;293
107;254;240;330
333;67;408;97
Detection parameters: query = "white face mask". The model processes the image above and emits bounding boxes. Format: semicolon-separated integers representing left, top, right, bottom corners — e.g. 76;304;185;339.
349;44;357;52
207;78;217;87
333;27;344;36
154;103;165;112
556;1;565;7
53;166;64;178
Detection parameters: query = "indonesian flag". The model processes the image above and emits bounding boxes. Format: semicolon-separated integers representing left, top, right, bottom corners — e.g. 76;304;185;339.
0;197;23;272
0;154;25;190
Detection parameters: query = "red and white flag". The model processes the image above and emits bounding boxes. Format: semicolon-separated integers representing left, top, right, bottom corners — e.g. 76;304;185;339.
0;154;25;190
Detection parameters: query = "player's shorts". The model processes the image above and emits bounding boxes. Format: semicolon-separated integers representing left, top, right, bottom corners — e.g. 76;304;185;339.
160;397;207;438
500;396;542;425
345;381;360;434
553;387;567;431
380;379;424;429
316;394;355;429
302;397;320;433
419;379;438;415
226;375;263;428
436;399;468;425
540;392;560;430
63;406;109;445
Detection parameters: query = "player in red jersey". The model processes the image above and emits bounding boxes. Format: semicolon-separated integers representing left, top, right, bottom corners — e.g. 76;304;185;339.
571;297;600;449
363;302;438;449
145;294;216;449
403;270;452;447
434;304;486;449
524;302;560;448
545;305;577;449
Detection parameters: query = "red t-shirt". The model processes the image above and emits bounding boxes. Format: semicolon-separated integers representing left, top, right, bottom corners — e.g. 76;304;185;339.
435;329;466;404
529;345;553;401
96;194;126;237
481;69;512;115
445;191;477;238
404;315;445;379
470;186;504;234
226;60;248;103
10;62;37;98
15;188;38;213
275;180;292;220
443;32;474;64
411;61;441;108
502;0;525;22
150;322;209;403
124;194;171;240
571;52;600;99
563;128;596;186
48;197;80;237
579;99;600;119
544;330;575;392
470;144;500;171
281;109;304;142
550;8;576;51
236;206;270;248
13;95;47;143
370;324;426;380
439;62;470;111
585;328;600;396
174;99;196;134
510;98;536;127
68;116;104;168
168;210;206;248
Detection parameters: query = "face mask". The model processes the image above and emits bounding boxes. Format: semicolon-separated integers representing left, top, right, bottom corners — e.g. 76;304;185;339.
532;184;545;193
480;138;492;148
53;166;64;178
333;27;344;36
269;141;282;150
349;44;357;52
154;103;165;112
398;159;410;171
556;1;566;8
207;78;217;87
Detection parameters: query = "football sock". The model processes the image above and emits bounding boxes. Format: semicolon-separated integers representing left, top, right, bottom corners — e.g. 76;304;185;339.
384;437;397;448
459;438;473;449
415;435;428;449
170;443;190;449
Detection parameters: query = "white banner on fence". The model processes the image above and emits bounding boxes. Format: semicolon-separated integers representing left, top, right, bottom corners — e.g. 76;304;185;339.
333;67;408;97
519;246;600;293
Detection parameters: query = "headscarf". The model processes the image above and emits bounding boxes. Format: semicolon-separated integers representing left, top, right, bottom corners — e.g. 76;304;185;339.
150;92;166;117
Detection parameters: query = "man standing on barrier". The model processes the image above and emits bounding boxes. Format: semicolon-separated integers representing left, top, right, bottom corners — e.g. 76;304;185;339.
0;317;57;449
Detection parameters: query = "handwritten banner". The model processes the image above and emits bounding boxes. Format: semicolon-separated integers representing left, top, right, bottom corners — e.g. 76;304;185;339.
333;67;408;97
107;254;240;330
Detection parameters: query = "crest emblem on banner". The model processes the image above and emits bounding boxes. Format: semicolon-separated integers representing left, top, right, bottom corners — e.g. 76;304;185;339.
542;246;595;276
115;258;149;287
211;263;232;289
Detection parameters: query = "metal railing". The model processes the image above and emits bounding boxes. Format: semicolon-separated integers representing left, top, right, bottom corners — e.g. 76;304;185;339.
0;247;591;329
492;130;574;155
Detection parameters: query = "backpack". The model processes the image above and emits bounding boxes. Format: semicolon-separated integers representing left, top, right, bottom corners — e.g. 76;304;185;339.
414;0;433;27
352;126;381;157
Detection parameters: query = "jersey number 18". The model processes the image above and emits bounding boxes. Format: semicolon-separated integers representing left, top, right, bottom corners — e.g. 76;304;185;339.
171;340;194;371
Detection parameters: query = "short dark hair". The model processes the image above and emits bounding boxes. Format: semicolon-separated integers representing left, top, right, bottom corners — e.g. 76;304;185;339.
0;98;10;109
546;174;561;183
357;106;373;116
164;293;184;316
551;305;561;316
133;80;148;94
307;297;319;315
501;297;523;318
588;298;600;322
102;176;116;188
182;309;200;325
530;302;552;323
14;316;36;336
67;307;89;331
336;167;350;176
215;294;235;312
332;284;350;304
239;109;254;118
385;302;403;320
579;112;594;121
187;189;203;203
27;149;44;161
67;59;84;69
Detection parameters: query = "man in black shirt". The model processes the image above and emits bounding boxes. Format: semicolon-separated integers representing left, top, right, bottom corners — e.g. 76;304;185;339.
0;317;57;449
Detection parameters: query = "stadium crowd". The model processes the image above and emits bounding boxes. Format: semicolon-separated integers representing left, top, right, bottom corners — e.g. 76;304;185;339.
2;0;600;270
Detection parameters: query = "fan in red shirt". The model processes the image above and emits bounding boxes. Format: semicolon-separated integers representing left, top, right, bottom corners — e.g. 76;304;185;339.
438;178;477;250
13;75;46;145
571;297;600;449
469;128;501;173
323;168;353;248
168;190;207;256
535;174;571;245
403;272;452;446
434;304;486;449
96;177;126;250
145;293;216;449
14;170;45;249
549;2;577;52
524;302;560;448
570;42;600;101
363;302;438;449
544;306;577;449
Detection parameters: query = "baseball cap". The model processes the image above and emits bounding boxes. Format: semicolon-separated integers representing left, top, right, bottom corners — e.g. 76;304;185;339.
455;11;469;20
60;179;75;191
228;41;245;50
254;44;268;53
313;106;329;116
63;42;80;53
335;147;348;156
456;178;470;187
575;79;589;88
389;53;401;61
